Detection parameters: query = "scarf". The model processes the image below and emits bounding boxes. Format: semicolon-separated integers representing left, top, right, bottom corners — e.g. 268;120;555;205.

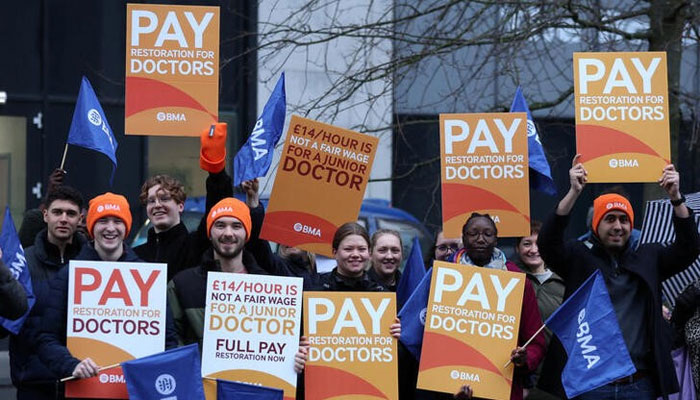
458;247;508;271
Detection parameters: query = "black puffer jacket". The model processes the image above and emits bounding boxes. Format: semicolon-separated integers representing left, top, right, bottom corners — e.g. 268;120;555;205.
537;209;700;398
9;230;85;388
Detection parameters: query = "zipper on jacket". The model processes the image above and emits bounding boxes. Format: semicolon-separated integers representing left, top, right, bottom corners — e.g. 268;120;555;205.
155;235;160;260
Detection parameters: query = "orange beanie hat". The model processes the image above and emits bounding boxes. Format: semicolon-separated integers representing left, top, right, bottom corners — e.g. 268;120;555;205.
200;123;227;173
592;193;633;236
206;198;251;241
86;192;132;238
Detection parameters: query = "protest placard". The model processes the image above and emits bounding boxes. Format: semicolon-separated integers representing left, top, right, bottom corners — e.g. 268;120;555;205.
201;273;303;400
440;113;530;238
125;4;219;136
304;291;398;399
261;115;378;257
574;52;670;182
66;261;167;398
417;261;525;399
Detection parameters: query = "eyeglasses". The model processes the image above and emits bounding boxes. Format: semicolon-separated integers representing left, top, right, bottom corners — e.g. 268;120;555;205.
436;244;460;253
147;195;174;205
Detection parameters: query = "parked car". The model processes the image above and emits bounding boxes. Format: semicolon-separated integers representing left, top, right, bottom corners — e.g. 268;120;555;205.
131;197;433;273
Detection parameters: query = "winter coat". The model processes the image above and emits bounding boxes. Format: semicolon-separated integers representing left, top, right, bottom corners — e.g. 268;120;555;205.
35;243;178;378
537;209;700;398
167;248;268;347
9;230;85;388
0;260;27;320
133;170;233;280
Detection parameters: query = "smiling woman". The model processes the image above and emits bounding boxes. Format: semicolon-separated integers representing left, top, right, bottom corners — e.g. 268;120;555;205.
368;229;403;292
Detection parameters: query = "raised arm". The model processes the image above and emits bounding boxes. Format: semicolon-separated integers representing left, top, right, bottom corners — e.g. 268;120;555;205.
538;156;587;280
556;154;587;216
657;165;699;279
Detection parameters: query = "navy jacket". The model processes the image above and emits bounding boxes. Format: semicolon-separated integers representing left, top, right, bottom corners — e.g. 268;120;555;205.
36;243;178;378
9;230;85;387
537;208;700;398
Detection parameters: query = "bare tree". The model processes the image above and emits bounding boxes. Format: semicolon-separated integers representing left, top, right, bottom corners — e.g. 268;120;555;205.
242;0;700;219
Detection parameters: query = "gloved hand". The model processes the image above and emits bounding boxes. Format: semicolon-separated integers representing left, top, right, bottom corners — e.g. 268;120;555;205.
671;284;700;328
200;122;227;173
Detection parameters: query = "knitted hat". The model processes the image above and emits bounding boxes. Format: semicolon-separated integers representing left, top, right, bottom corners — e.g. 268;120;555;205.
592;193;633;236
86;192;132;238
206;198;251;241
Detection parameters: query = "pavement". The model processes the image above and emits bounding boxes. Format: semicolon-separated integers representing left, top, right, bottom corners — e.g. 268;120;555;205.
0;337;17;398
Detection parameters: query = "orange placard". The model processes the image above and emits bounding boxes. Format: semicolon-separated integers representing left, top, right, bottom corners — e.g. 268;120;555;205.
574;52;670;182
66;261;167;398
303;292;398;400
417;261;525;399
125;4;219;136
440;113;530;238
261;115;378;257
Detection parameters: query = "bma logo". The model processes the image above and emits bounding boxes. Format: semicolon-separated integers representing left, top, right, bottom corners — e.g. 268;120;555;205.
156;112;187;122
608;158;639;168
87;109;103;126
98;373;125;383
154;373;176;395
211;207;233;218
87;108;115;151
526;119;542;145
97;204;121;213
293;223;321;237
606;202;628;211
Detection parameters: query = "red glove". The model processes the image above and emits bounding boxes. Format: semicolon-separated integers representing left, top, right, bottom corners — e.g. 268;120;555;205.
200;123;227;173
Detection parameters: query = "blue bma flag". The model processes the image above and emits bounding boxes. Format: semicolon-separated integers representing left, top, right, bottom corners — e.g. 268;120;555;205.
217;379;283;400
398;267;432;359
396;237;426;309
509;86;556;196
546;270;636;398
121;344;204;400
234;73;286;187
0;207;35;334
67;76;118;184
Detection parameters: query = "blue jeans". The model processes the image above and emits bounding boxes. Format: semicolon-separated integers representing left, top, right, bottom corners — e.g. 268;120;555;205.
576;376;656;400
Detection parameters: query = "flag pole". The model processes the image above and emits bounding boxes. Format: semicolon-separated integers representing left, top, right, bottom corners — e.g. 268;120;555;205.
503;323;547;368
59;143;69;170
59;362;120;382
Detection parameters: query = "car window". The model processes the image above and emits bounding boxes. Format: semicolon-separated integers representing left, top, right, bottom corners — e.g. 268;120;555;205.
376;218;431;270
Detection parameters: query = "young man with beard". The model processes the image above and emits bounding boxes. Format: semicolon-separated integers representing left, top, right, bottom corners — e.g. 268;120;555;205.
167;197;268;347
537;158;700;399
134;123;233;280
8;186;86;400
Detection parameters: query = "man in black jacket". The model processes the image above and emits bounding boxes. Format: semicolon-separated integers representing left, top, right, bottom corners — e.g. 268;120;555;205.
537;157;699;399
9;186;86;400
167;196;266;346
134;123;233;280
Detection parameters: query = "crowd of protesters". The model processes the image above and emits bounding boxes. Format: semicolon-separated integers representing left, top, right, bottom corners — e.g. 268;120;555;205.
0;123;699;400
